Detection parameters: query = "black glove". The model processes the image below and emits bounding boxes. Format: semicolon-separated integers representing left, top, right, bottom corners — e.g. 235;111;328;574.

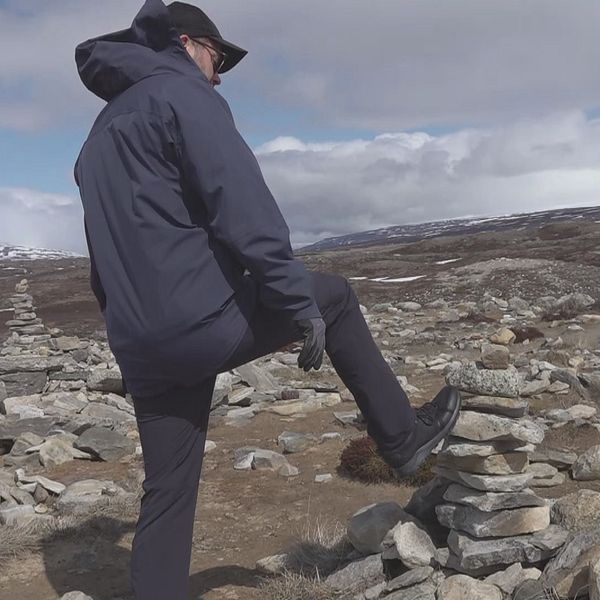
295;317;326;371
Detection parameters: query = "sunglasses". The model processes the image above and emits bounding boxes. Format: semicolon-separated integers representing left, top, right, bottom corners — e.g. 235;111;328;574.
191;38;227;73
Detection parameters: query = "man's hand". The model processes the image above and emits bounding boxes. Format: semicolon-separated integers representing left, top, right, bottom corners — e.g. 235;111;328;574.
295;317;326;371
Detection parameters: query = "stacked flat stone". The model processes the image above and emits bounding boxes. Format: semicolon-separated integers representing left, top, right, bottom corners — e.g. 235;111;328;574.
437;353;569;575
1;278;51;356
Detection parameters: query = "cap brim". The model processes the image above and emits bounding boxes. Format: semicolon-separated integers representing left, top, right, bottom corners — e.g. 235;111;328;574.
213;38;247;73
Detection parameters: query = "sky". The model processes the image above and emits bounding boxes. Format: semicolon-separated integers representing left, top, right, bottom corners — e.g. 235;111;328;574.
1;0;599;254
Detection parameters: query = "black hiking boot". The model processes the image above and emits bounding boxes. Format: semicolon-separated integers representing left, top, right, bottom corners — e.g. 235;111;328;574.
379;385;461;478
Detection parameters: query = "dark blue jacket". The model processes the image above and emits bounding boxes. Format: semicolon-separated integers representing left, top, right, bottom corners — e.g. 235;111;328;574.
74;0;321;397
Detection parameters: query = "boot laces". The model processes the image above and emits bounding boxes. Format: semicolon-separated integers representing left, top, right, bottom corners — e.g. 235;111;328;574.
416;401;437;426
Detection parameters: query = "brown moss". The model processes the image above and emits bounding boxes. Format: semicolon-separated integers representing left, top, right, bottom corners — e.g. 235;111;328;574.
338;435;436;486
511;324;545;343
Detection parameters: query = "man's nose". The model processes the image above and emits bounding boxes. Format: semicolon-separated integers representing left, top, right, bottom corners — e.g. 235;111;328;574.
212;72;221;86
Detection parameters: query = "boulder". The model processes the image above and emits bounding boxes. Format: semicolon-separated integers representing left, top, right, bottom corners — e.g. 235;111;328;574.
74;426;136;461
438;574;502;600
446;363;520;398
347;502;406;555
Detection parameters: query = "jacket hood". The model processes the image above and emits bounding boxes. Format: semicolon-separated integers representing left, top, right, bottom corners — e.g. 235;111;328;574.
76;0;202;102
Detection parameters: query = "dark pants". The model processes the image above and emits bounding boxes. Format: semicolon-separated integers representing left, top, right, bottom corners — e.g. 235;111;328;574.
129;271;415;599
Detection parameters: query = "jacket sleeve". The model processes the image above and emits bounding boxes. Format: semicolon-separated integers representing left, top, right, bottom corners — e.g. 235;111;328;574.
170;86;322;322
84;219;107;315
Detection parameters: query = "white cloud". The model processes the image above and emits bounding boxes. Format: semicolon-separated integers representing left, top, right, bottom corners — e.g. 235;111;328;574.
255;111;600;247
0;187;85;253
1;112;599;255
0;0;598;131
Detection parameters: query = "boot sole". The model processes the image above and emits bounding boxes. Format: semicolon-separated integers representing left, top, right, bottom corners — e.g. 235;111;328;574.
394;387;462;478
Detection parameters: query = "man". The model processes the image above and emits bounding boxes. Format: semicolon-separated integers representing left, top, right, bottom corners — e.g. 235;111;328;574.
74;1;461;597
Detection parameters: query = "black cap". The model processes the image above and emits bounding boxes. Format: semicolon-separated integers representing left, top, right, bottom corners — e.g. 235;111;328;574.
166;1;247;73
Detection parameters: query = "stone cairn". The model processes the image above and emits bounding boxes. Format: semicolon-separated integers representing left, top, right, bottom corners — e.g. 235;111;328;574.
1;278;53;356
434;338;570;578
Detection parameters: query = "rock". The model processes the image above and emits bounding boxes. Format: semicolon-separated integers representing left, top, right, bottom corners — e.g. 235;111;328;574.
404;476;452;543
460;395;528;418
434;465;535;492
211;372;232;409
9;431;45;456
86;368;123;394
397;301;422;312
548;292;595;318
385;578;437;600
314;473;332;483
481;344;510;370
324;553;383;592
382;520;436;568
1;393;44;417
268;397;321;416
551;490;600;533
347;502;405;555
74;426;136;461
529;447;577;469
227;386;255;406
255;554;288;574
278;463;299;477
277;431;314;454
57;479;129;514
36;437;80;468
439;438;534;458
386;566;433;592
550;368;587;396
508;296;530;311
334;410;361;426
526;463;565;487
44;391;89;415
547;380;571;394
590;556;600;600
451;412;544;444
489;328;516;346
55;336;82;351
234;362;278;392
438;574;502;600
0;504;35;526
91;392;134;415
520;378;552;397
436;503;550;537
203;440;216;454
572;445;600;480
448;525;569;572
437;451;529;475
17;472;65;495
542;528;600;599
0;355;64;375
80;402;135;426
446;362;521;397
443;483;548;512
33;484;49;504
483;563;541;596
567;404;597;420
225;406;256;425
59;592;94;600
0;416;59;444
251;449;290;472
233;451;254;470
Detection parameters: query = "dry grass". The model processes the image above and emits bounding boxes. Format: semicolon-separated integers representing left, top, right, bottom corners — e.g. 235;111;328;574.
257;514;356;600
0;493;140;570
257;571;351;600
283;516;353;578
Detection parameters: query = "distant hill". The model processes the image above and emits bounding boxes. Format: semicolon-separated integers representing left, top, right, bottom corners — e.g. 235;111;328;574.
0;243;84;261
297;205;600;253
